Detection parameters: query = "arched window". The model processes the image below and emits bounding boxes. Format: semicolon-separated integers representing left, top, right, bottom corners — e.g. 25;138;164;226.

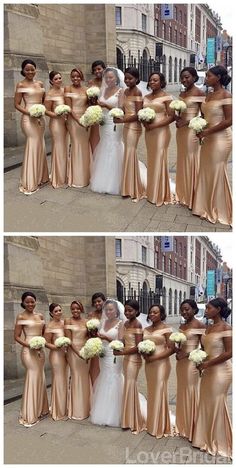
142;281;148;315
162;286;166;309
168;56;172;83
174;289;178;315
174;57;178;82
179;291;182;308
116;47;124;71
116;279;124;303
162;54;166;76
142;49;148;81
183;291;187;301
183;59;186;68
169;288;172;315
179;58;182;79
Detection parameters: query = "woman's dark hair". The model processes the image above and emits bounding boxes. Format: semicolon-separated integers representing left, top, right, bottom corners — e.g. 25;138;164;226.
104;299;120;318
125;67;140;84
49;70;61;85
21;59;36;77
104;67;120;85
180;299;199;315
49;303;61;317
180;67;199;83
21;291;36;308
209;65;231;86
208;297;231;319
70;68;84;81
147;72;166;89
124;299;140;317
91;60;106;73
70;300;84;313
91;292;106;305
147;304;166;321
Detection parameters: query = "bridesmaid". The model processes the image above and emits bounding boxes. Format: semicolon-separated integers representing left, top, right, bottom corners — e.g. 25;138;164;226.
192;298;232;458
64;301;91;420
115;67;145;202
192;66;232;225
114;299;146;434
44;303;68;421
14;59;49;194
175;68;205;208
44;71;68;188
143;304;174;438
14;291;49;426
143;72;175;206
175;300;206;441
64;68;91;188
88;60;106;153
87;292;106;386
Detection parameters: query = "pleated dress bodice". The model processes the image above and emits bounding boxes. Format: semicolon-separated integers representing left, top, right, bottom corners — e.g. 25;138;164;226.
143;326;173;351
18;86;45;110
65;321;88;349
179;95;205;121
123;327;143;363
65;88;88;118
123;95;142;131
178;327;205;353
143;94;172;121
202;97;232;128
202;329;232;361
18;316;45;341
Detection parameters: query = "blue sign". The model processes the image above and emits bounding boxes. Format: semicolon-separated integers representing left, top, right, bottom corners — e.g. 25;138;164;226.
161;4;173;20
207;270;216;296
161;236;173;252
207;38;215;64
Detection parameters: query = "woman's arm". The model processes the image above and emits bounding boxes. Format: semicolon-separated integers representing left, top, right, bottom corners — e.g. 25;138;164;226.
44;96;57;118
145;332;175;362
197;102;232;139
44;328;57;350
14;318;29;347
144;100;174;131
198;334;232;370
14;85;30;116
114;328;143;355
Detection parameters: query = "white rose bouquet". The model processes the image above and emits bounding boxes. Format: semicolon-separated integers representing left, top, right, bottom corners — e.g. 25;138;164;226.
138;339;156;356
188;348;208;376
54;104;71;121
29;336;46;356
169;99;187;116
138;107;156;123
54;337;71;353
109;108;124;131
188;116;208;144
79;337;105;361
79;105;104;129
109;340;124;363
169;332;187;349
87;86;100;105
29;104;46;125
86;318;100;337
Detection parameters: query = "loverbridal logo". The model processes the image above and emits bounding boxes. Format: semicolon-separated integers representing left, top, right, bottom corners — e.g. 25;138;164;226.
125;447;231;464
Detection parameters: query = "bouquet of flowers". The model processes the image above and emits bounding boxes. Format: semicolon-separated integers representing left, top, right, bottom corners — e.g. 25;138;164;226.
29;336;46;356
188;348;208;376
79;337;105;361
29;104;46;125
169;332;187;349
138;339;156;356
54;337;71;353
138;107;156;123
86;318;100;337
87;86;100;105
54;104;71;120
188;116;208;144
109;340;124;363
109;108;124;131
169;99;187;115
79;105;104;128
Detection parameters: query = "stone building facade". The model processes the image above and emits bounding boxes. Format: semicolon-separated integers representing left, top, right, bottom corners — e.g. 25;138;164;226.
4;236;116;379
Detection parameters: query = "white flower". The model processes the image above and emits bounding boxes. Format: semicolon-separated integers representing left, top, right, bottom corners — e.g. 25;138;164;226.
138;107;156;123
169;99;187;112
79;337;104;359
169;332;187;343
138;339;156;355
109;108;124;119
54;104;71;115
29;104;46;118
54;337;71;348
86;86;100;98
188;348;208;364
29;336;46;349
188;116;208;133
79;105;104;127
86;319;100;331
109;340;124;351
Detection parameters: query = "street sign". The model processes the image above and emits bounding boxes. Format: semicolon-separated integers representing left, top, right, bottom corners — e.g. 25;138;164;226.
207;38;215;64
161;236;173;252
161;4;173;20
207;270;216;297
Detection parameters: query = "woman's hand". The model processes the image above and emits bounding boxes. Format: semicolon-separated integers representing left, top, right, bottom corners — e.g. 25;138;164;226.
143;354;156;363
197;361;209;372
175;349;189;360
97;332;108;341
175;117;187;128
97;99;108;109
197;129;209;139
143;122;156;131
113;349;124;356
113;117;124;124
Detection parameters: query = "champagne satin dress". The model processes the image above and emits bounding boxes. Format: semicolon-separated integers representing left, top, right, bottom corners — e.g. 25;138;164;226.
16;316;49;426
143;327;172;438
46;94;68;188
192;330;232;458
46;324;68;421
65;321;91;420
143;95;172;206
121;327;146;433
192;98;232;225
176;96;205;208
18;87;49;194
66;88;91;187
175;328;205;441
121;96;145;200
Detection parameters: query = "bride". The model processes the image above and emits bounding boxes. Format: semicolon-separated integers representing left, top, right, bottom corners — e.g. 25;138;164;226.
90;299;125;427
90;68;125;195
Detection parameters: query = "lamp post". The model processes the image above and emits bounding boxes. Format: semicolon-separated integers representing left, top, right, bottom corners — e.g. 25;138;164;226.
222;42;232;69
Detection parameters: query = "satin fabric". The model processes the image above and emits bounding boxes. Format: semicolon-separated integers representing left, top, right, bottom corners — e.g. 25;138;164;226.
46;325;68;421
47;94;68;188
89;357;100;386
192;330;232;458
19;87;49;194
17;317;49;426
192;98;232;225
122;96;146;200
66;88;91;187
143;327;172;438
176;96;205;208
143;96;172;206
121;328;146;433
65;321;91;420
175;328;205;441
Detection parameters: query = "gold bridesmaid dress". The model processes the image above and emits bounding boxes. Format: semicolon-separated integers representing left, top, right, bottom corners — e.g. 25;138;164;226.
47;326;68;421
66;89;91;187
47;95;68;188
17;317;49;426
143;96;172;206
121;328;146;433
192;98;232;225
192;330;232;458
121;96;145;200
19;88;49;194
143;327;172;438
175;328;205;441
65;322;91;419
176;96;205;208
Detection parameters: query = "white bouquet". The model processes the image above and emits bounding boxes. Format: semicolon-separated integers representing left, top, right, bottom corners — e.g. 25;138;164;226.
87;86;100;98
54;104;71;120
109;108;124;131
138;107;156;123
169;332;187;349
188;348;208;376
138;339;156;356
79;337;105;360
54;336;71;349
29;336;46;356
86;319;100;331
29;104;46;125
109;340;124;363
169;99;187;115
188;116;208;144
79;105;104;128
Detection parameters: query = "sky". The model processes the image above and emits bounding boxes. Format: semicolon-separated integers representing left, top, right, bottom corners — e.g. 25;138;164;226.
207;234;233;268
206;0;233;34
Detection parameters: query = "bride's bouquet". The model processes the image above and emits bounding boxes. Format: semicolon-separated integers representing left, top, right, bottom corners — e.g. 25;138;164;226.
188;116;208;144
79;337;105;361
86;318;100;337
188;348;208;376
87;86;100;105
138;107;156;123
54;104;71;120
29;336;46;356
29;104;46;125
169;99;187;116
108;108;124;131
79;105;104;129
109;340;124;363
169;332;187;349
54;336;71;353
138;339;156;356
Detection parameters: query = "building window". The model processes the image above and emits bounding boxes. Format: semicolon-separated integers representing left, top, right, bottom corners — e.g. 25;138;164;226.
169;56;172;82
179;243;183;256
142;13;147;32
179;264;183;278
174;6;177;20
169;288;172;315
115;239;122;257
169;258;172;274
174;238;177;252
162;22;166;39
174;261;177;276
142;246;147;264
184;266;187;279
169;25;172;42
174;29;177;44
174;289;178;314
179;10;182;24
115;6;122;26
174;57;178;82
155;19;159;37
179;31;182;47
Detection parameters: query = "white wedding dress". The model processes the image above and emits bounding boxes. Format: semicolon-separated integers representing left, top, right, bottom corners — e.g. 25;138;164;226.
90;321;124;427
90;91;124;195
